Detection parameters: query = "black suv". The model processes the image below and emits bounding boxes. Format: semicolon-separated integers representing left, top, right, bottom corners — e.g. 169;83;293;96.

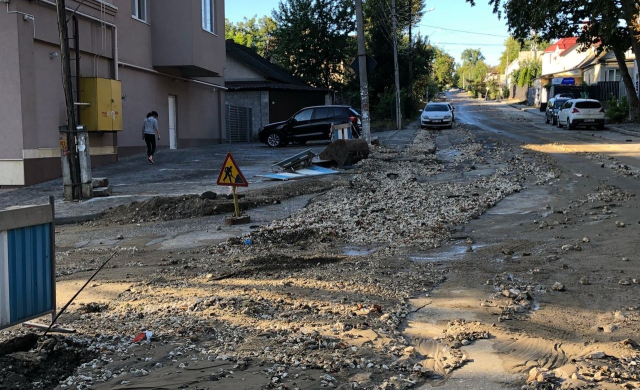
258;105;361;147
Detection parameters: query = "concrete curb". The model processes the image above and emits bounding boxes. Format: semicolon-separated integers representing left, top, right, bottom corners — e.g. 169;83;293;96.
55;212;103;226
606;126;640;137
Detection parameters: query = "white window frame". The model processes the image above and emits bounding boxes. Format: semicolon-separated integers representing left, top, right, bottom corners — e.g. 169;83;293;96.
607;68;620;82
132;0;148;23
202;0;216;34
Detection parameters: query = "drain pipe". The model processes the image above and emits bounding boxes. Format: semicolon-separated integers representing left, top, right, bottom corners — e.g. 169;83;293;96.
5;1;36;39
35;0;118;79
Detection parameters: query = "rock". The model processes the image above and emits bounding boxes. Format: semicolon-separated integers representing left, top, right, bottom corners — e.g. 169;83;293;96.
116;234;124;240
552;282;565;291
582;237;590;243
601;324;618;333
589;351;606;359
619;279;632;286
622;257;630;262
579;277;590;285
200;191;217;200
616;221;626;228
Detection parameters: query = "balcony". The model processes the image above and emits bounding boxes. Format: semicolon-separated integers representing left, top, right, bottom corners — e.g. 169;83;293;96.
150;0;224;78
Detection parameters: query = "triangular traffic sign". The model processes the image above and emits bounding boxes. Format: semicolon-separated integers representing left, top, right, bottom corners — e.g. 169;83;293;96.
217;152;248;187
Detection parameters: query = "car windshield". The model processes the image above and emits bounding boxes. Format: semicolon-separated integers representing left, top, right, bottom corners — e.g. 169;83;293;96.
554;99;569;108
575;101;602;109
424;104;449;112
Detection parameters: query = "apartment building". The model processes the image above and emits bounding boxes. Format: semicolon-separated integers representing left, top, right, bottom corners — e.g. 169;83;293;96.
0;0;226;186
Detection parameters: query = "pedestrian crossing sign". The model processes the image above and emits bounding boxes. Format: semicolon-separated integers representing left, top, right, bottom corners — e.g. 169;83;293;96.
217;152;248;187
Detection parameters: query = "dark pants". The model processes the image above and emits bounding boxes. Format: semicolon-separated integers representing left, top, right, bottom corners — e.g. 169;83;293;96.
144;134;156;157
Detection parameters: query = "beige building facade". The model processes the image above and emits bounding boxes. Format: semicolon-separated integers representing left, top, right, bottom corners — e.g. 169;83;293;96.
0;0;226;186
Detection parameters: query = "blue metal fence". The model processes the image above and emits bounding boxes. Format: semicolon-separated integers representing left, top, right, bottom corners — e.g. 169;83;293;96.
0;199;56;330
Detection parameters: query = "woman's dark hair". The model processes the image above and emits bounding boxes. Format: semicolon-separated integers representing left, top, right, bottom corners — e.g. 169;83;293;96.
146;112;153;118
151;111;159;117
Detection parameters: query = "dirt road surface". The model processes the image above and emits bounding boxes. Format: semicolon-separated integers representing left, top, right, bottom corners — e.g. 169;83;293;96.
2;93;640;390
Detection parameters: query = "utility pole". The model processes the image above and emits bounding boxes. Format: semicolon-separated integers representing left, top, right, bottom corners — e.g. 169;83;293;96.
55;0;81;200
391;0;401;130
408;0;413;99
355;0;371;143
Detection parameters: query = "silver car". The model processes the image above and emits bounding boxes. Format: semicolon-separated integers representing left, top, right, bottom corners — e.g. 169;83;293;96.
420;103;453;129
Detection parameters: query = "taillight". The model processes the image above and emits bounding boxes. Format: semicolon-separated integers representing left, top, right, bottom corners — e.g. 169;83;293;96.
599;108;605;113
572;108;580;114
349;116;357;124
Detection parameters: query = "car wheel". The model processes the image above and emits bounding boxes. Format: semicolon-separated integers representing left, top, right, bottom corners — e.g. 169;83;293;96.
552;117;557;125
266;132;284;147
567;119;575;130
545;115;549;124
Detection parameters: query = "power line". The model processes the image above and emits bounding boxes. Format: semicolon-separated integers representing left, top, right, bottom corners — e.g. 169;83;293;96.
435;42;505;46
418;23;510;38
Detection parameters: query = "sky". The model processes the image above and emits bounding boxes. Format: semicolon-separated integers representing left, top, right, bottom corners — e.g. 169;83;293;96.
224;0;511;66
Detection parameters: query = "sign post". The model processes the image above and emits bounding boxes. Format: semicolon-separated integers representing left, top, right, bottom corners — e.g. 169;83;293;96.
216;152;250;225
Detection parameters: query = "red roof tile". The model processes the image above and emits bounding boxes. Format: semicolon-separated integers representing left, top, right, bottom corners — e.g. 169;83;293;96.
544;37;579;55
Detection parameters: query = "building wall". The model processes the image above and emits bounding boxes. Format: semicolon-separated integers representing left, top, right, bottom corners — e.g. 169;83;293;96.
542;46;587;77
0;0;226;186
226;91;269;139
226;57;267;81
0;12;24;185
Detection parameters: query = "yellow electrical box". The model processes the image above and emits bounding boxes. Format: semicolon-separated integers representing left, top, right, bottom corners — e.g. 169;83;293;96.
79;77;123;131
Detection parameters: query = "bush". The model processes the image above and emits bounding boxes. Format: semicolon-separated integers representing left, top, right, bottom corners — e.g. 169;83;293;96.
606;94;629;123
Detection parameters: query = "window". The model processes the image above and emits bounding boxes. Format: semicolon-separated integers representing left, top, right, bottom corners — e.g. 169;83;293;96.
575;101;602;109
294;109;313;122
607;69;621;82
202;0;216;33
312;107;332;120
131;0;147;22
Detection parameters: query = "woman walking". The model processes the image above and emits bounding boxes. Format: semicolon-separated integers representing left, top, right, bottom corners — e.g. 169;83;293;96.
142;111;160;164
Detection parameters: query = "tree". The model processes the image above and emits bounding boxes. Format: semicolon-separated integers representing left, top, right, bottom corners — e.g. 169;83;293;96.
270;0;356;90
466;0;640;121
225;16;277;57
461;48;485;67
432;47;456;89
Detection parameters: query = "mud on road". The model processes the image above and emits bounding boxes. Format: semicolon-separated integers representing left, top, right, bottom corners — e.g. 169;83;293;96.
2;103;640;390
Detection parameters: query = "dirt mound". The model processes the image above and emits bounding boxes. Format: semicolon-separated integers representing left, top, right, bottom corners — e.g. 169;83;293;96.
0;336;98;390
98;179;342;225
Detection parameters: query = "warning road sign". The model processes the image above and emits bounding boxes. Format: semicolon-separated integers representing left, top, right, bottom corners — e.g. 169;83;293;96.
217;152;248;187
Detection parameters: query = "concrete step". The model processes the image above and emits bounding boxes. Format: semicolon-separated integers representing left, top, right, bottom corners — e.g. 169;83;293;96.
93;186;112;197
92;177;109;188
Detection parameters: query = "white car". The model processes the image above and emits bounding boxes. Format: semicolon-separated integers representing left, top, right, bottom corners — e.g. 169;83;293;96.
556;99;605;130
420;102;453;129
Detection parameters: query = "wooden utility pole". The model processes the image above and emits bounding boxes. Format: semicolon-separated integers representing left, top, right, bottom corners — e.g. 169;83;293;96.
55;0;81;200
355;0;371;143
391;0;401;130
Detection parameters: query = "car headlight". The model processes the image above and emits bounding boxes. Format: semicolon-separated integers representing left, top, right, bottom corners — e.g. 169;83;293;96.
444;115;451;119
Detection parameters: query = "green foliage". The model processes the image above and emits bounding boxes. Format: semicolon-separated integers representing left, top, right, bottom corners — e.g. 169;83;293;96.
225;16;277;57
606;94;630;123
510;59;541;87
432;47;456;90
461;48;485;67
270;0;356;90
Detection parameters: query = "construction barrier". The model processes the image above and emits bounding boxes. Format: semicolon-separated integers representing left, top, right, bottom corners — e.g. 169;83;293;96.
0;198;56;330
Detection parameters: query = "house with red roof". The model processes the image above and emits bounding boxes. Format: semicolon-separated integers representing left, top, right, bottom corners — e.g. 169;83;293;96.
540;37;585;84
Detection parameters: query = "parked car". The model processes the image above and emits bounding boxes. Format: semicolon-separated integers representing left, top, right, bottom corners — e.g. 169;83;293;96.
555;93;574;99
420;102;453;129
545;97;570;125
556;99;605;130
258;105;361;147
